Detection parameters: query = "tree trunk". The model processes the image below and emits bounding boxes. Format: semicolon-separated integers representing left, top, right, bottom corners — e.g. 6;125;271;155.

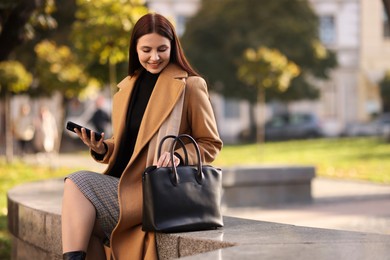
245;104;257;143
4;93;14;163
256;85;266;144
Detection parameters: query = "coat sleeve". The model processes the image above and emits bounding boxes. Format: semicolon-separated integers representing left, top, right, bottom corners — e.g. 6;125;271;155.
177;76;223;165
90;137;115;164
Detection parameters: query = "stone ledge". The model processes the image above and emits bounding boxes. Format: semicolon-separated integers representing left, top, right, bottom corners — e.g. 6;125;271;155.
157;217;390;259
222;165;315;186
222;165;315;207
7;178;63;260
8;176;390;260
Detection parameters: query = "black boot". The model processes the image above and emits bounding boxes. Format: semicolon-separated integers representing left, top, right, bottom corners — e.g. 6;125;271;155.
63;251;86;260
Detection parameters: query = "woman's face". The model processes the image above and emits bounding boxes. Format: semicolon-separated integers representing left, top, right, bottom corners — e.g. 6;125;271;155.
136;33;171;74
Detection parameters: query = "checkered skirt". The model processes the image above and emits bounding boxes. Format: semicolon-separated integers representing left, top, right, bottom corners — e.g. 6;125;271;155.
66;171;119;239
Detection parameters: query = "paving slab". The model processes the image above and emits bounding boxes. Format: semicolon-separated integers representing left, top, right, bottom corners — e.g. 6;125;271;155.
223;178;390;235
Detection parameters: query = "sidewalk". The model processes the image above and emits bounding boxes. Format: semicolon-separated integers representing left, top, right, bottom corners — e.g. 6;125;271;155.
224;178;390;235
23;153;390;236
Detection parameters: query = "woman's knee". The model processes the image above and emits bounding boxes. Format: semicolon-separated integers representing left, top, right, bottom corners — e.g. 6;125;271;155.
64;178;79;193
63;178;88;204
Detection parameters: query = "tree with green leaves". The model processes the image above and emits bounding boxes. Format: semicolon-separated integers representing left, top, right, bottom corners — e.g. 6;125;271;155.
34;40;95;98
238;47;300;142
71;0;148;91
0;61;32;94
0;0;58;161
181;0;336;104
1;0;147;160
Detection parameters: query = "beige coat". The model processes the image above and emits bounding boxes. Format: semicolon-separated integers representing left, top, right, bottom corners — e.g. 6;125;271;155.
93;64;223;260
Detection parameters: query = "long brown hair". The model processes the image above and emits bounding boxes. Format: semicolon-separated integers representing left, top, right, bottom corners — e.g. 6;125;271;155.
128;13;199;76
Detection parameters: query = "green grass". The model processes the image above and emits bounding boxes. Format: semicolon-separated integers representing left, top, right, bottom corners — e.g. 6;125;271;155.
1;136;390;258
214;137;390;183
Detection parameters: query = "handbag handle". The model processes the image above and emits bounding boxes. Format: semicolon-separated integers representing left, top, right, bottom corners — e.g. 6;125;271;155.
157;135;189;165
169;134;203;186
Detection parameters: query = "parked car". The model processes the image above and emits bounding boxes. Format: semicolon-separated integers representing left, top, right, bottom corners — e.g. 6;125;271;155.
376;113;390;141
343;113;390;137
264;113;322;141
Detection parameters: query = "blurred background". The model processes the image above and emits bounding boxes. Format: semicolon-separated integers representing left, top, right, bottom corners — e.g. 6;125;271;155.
2;0;390;155
2;0;390;258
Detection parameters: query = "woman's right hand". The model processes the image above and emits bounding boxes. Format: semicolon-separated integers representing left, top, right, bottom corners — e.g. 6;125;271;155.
74;128;106;155
157;152;180;168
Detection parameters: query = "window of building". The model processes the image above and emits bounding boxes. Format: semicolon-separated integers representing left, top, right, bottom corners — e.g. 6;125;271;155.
176;15;187;37
321;82;337;117
223;99;240;119
319;15;335;45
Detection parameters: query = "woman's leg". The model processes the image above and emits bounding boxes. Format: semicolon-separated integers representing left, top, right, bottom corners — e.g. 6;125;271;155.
86;220;107;260
62;178;96;253
62;171;119;259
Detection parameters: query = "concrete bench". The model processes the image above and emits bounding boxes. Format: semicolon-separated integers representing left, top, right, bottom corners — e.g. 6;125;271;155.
222;165;315;207
8;177;390;259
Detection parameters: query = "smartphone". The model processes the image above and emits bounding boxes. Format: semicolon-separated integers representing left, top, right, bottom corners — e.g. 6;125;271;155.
66;121;102;141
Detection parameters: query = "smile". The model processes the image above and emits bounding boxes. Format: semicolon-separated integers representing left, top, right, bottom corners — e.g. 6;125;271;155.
148;62;160;66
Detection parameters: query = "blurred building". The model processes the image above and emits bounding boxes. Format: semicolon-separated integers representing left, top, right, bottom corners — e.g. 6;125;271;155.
146;0;201;36
308;0;390;136
147;0;390;142
2;1;386;148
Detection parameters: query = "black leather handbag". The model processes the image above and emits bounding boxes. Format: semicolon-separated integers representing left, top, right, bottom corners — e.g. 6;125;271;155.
142;134;223;233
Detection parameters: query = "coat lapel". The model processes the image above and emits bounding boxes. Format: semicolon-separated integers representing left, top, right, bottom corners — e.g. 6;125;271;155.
112;75;138;139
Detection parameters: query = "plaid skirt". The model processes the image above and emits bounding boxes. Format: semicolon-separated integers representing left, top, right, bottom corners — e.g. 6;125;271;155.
66;171;119;240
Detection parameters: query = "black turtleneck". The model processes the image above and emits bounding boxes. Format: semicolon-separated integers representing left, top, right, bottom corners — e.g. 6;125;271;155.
108;70;159;178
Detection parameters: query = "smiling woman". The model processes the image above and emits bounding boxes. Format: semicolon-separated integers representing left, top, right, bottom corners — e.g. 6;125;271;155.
61;13;222;260
136;33;171;74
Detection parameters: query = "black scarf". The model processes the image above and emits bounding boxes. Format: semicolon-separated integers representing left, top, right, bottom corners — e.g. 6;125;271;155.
108;70;159;178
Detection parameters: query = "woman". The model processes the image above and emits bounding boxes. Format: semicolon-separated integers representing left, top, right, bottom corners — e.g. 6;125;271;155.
12;103;35;156
34;105;58;154
62;13;222;260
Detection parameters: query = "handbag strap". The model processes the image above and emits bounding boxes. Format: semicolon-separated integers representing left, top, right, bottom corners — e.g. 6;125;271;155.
169;134;203;185
157;135;188;165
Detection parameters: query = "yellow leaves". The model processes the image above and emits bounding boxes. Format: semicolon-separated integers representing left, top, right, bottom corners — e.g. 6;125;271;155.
44;0;56;14
312;40;328;59
244;48;257;61
238;46;300;92
50;63;61;74
34;40;77;72
34;40;98;96
78;78;103;100
121;17;133;31
72;0;148;66
0;61;33;94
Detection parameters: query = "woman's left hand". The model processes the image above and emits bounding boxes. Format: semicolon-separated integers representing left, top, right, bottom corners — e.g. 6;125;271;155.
157;152;180;168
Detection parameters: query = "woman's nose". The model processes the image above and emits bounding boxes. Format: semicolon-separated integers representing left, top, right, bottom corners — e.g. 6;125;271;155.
150;51;160;61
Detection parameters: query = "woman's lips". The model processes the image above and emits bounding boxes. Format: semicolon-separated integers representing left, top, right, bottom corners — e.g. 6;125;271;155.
148;62;160;69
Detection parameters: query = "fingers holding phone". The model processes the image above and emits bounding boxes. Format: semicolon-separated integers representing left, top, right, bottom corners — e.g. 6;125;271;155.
66;121;106;155
74;127;105;154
